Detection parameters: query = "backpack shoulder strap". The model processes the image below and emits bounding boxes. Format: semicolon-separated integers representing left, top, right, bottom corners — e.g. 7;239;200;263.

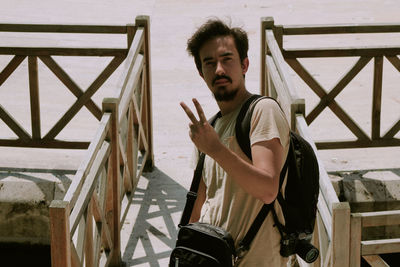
235;94;279;160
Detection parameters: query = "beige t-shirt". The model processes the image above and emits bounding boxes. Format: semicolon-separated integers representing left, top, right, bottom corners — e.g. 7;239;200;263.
199;98;290;266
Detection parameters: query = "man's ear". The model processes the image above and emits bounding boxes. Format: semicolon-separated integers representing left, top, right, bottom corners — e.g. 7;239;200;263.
241;57;249;74
198;70;204;78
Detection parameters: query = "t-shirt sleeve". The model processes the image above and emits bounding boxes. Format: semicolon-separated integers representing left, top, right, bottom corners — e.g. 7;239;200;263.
249;98;290;148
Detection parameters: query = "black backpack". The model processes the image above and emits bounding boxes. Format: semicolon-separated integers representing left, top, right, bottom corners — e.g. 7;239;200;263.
235;95;320;263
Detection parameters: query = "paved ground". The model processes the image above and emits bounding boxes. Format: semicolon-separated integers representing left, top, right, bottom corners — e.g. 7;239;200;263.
1;0;400;266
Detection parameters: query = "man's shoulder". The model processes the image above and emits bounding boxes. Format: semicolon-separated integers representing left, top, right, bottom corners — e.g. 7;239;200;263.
250;97;289;129
252;97;283;114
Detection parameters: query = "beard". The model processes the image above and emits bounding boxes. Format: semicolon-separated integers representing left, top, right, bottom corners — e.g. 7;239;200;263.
213;86;239;102
211;74;240;102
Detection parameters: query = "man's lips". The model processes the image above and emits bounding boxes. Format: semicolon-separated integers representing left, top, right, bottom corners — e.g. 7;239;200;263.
214;78;230;85
212;76;232;86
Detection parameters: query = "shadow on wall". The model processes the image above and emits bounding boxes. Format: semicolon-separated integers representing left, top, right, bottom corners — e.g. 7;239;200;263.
0;167;74;200
122;167;187;266
331;168;400;211
0;167;75;267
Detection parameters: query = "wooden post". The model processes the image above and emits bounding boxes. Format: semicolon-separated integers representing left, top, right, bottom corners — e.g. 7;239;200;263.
291;99;306;131
350;213;362;267
126;24;137;49
275;25;284;50
312;217;321;267
28;56;41;139
85;200;94;267
260;17;274;96
135;15;154;171
331;202;351;267
127;101;135;188
102;98;121;267
372;56;383;140
316;211;329;267
49;200;72;267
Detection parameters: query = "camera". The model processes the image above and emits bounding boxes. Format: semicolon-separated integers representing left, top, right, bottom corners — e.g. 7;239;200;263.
279;233;319;263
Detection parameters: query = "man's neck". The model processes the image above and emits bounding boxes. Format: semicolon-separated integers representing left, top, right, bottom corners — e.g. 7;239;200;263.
217;89;252;115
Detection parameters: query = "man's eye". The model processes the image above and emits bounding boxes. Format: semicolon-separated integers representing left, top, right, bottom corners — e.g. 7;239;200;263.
205;61;215;66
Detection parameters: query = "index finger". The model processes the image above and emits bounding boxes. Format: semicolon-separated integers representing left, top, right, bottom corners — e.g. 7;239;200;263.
180;101;199;124
192;98;207;123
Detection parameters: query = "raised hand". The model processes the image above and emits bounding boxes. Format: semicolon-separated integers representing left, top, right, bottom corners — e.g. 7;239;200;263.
180;98;222;157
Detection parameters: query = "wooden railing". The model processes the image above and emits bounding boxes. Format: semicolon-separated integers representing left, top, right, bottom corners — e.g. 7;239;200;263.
0;24;127;149
262;18;400;150
261;17;400;266
350;210;400;266
0;15;153;267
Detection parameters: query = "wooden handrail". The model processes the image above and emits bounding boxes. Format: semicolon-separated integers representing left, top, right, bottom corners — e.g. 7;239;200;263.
355;210;400;227
265;29;300;101
0;47;127;56
283;46;400;58
135;16;154;170
118;54;145;123
115;28;145;100
0;23;128;33
266;55;305;129
63;113;111;204
361;238;400;255
296;115;339;212
317;191;333;241
282;23;400;35
69;141;111;235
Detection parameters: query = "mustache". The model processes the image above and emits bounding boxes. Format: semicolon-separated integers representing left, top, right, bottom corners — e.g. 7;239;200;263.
212;75;232;85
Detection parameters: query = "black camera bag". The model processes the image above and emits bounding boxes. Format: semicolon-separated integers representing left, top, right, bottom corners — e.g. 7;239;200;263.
170;222;236;267
169;151;238;267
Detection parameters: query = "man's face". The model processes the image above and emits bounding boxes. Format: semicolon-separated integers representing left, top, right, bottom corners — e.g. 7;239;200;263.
199;35;248;102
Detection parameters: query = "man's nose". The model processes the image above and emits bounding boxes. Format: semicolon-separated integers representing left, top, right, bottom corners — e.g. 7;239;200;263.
215;61;225;75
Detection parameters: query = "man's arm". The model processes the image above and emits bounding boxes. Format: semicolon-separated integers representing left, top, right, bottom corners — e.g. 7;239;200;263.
212;138;283;204
180;99;283;204
189;178;206;223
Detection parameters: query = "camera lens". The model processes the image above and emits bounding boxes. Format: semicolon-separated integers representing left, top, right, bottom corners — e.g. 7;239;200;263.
296;240;319;263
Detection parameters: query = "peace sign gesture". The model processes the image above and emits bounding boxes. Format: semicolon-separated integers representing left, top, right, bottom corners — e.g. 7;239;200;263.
180;98;222;157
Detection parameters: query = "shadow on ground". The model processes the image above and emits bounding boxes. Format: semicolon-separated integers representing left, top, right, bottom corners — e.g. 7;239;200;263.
122;167;187;266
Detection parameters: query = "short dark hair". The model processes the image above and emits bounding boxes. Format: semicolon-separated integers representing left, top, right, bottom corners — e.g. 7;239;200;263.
187;19;249;74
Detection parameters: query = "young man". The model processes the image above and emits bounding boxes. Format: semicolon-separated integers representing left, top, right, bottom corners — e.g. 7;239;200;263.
180;19;291;266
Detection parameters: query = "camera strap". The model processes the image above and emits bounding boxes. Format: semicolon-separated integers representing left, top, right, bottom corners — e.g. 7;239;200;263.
179;152;206;227
270;204;285;236
179;112;221;227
